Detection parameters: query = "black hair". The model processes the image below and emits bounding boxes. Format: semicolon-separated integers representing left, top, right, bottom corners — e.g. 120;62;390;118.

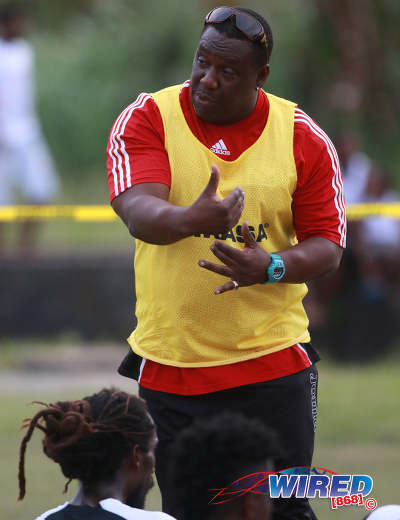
169;412;279;520
18;387;155;500
202;6;273;66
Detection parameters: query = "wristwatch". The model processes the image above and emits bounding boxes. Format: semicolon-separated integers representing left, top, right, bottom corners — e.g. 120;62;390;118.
264;253;285;284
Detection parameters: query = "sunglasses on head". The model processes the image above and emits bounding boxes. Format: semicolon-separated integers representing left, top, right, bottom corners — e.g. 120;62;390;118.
204;6;268;49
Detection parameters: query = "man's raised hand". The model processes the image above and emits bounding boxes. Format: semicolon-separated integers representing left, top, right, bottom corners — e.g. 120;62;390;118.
186;164;245;235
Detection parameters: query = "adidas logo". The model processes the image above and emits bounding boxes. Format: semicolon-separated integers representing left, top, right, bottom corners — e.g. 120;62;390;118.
210;139;231;156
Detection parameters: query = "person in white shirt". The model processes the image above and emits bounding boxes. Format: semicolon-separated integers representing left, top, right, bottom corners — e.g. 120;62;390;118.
18;387;175;520
335;133;372;205
0;4;59;254
356;166;400;303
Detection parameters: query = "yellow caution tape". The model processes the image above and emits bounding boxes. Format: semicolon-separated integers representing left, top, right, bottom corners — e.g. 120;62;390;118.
0;205;116;222
0;203;399;222
346;203;400;220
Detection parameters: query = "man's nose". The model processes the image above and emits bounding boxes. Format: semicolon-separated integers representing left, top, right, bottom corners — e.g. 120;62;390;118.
200;67;218;89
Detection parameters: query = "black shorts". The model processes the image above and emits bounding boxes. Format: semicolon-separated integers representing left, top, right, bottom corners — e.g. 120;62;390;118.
139;365;319;520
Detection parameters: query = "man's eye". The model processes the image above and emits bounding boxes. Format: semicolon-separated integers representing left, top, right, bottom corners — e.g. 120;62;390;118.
223;68;235;76
197;56;207;65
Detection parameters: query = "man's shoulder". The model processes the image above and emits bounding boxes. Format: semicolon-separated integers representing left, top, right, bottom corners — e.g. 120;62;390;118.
109;93;159;133
264;91;297;111
293;106;335;150
114;82;185;119
152;82;188;102
35;502;69;519
264;96;323;133
100;498;176;520
35;500;176;520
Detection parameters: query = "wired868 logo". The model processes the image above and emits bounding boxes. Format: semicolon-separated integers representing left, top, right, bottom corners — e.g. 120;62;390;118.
209;467;377;512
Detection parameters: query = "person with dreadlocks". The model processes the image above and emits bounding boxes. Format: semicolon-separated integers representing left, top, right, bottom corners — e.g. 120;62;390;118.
18;387;176;520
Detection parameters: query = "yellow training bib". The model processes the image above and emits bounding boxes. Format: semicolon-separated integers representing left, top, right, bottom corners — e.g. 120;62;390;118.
128;84;310;367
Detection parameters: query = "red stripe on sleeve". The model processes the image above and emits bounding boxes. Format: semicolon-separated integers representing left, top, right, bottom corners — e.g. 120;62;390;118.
106;94;171;202
293;108;346;247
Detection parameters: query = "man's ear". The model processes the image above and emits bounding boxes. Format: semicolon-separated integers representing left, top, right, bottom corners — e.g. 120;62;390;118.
256;64;270;89
126;444;142;470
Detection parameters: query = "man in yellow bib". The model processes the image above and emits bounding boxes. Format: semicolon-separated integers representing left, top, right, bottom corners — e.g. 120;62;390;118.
108;6;346;520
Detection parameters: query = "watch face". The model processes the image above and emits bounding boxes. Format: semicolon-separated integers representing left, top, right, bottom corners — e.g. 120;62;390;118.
272;266;284;279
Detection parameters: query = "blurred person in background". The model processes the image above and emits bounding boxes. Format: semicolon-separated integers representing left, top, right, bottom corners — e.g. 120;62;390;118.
305;132;373;330
169;412;277;520
357;166;400;302
334;132;371;256
335;133;372;206
306;141;400;359
335;132;373;253
18;387;175;520
336;133;400;308
0;3;59;256
108;6;346;519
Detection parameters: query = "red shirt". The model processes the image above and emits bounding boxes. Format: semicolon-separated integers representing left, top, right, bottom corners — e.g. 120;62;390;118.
107;81;346;395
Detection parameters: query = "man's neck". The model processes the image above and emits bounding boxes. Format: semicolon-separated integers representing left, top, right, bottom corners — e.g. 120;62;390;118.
70;483;124;507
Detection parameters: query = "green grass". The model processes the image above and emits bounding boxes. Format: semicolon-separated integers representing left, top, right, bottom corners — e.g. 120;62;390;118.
1;356;399;520
317;361;400;444
311;359;400;519
311;443;399;519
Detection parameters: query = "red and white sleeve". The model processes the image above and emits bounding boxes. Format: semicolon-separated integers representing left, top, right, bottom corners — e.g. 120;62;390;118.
293;107;346;247
106;93;171;203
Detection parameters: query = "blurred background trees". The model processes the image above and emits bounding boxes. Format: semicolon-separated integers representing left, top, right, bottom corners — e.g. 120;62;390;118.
4;0;399;190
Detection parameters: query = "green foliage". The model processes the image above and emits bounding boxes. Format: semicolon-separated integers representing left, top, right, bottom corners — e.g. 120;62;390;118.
3;0;399;191
31;0;320;186
32;0;200;180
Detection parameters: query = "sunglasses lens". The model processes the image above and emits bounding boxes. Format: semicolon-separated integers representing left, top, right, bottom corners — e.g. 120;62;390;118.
206;7;234;23
235;13;264;40
205;7;266;47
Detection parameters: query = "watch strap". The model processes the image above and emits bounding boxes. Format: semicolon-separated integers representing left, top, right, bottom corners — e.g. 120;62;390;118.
263;253;285;284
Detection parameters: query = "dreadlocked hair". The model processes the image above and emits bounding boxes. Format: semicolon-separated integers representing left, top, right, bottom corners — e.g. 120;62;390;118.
18;387;155;501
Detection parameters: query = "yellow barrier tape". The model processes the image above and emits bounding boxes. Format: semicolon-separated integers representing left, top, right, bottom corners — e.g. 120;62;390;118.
346;203;400;220
0;203;399;222
0;205;116;222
